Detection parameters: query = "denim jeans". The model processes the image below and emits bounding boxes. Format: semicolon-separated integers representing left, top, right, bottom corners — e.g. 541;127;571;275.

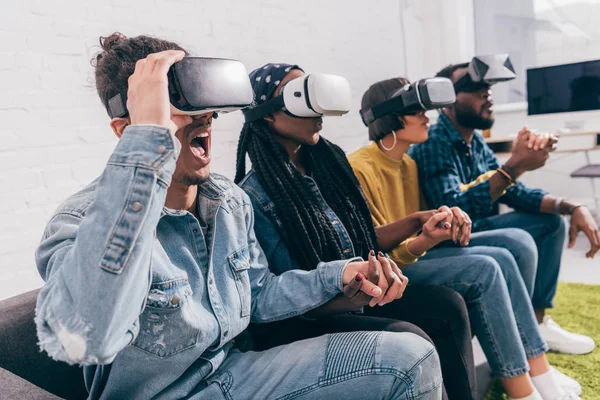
404;248;548;378
473;212;566;309
251;284;474;400
198;331;443;399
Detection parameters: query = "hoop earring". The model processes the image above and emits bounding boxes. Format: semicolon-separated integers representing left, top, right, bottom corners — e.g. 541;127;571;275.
379;131;397;151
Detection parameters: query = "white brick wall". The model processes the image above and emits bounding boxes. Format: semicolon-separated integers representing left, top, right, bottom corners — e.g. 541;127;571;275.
4;0;465;300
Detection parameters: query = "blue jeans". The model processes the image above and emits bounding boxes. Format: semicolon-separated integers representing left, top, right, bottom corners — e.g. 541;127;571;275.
473;212;566;309
197;331;442;399
433;228;538;302
404;249;548;378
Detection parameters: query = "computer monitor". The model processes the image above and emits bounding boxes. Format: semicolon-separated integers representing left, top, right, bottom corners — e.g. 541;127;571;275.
527;59;600;116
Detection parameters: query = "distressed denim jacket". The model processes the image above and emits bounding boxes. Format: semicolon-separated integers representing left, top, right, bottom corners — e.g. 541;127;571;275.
34;126;354;400
238;170;356;275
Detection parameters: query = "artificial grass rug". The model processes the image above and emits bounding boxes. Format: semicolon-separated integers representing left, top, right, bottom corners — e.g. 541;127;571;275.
484;282;600;400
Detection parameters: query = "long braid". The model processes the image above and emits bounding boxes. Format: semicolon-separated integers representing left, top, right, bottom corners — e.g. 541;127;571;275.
235;120;345;269
307;138;380;259
234;124;251;184
249;134;327;257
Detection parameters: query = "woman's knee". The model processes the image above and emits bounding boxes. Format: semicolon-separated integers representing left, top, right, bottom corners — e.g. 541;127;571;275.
487;247;521;277
495;228;538;268
473;254;503;282
384;321;434;345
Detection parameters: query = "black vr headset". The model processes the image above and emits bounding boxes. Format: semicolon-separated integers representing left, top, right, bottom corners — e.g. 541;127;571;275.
107;57;254;118
360;77;456;126
453;54;516;93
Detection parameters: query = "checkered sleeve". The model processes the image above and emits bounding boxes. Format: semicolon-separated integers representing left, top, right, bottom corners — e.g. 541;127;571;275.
486;143;547;212
500;183;547;213
412;139;496;219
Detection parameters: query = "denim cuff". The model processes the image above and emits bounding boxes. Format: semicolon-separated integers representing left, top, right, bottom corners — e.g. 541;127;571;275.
316;256;362;294
492;364;530;379
524;343;549;360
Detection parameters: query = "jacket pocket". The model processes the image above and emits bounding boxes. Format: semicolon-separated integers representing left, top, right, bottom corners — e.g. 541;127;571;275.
228;246;251;318
132;277;199;358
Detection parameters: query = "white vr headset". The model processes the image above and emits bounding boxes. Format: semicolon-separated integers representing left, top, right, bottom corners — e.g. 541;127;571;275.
454;54;516;93
243;73;352;122
360;77;456;125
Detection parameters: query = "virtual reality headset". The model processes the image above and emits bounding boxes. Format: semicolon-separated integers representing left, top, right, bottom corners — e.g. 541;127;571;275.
243;73;352;122
107;57;254;118
453;54;516;93
360;77;455;126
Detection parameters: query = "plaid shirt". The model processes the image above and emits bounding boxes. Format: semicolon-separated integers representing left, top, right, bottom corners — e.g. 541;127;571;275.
408;113;547;224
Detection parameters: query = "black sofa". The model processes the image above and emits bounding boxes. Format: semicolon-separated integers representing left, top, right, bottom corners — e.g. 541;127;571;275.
0;289;87;399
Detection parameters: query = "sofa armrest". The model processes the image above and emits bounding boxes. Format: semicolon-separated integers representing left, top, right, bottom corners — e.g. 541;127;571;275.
0;367;62;399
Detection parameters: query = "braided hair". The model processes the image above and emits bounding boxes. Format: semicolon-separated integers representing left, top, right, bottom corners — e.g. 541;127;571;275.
235;120;379;270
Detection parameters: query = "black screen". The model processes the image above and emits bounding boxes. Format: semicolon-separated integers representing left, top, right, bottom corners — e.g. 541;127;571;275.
527;59;600;115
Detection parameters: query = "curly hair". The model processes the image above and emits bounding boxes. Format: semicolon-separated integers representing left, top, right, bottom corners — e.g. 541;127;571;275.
92;32;188;114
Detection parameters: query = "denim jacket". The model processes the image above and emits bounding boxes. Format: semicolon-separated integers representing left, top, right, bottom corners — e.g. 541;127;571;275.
238;170;355;275
34;126;355;400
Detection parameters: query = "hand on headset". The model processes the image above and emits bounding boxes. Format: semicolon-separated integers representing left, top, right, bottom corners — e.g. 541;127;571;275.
126;50;191;134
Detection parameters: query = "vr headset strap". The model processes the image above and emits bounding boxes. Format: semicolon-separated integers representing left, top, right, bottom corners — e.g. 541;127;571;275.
243;96;286;122
453;73;472;93
107;90;129;118
360;96;405;126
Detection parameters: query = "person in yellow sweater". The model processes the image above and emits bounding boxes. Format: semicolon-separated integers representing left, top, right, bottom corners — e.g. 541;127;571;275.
348;77;581;400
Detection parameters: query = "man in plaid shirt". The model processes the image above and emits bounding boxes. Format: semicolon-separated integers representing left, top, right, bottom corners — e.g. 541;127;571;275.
409;62;598;356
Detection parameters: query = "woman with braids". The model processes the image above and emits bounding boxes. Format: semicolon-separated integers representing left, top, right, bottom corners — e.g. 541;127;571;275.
347;78;582;400
236;64;475;400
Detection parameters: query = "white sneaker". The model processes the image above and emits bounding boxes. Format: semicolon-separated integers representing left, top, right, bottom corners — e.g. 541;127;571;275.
538;316;595;354
509;390;543;400
551;367;582;396
551;392;581;400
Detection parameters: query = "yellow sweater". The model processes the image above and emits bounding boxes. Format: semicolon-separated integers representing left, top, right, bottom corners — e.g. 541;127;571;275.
348;142;426;267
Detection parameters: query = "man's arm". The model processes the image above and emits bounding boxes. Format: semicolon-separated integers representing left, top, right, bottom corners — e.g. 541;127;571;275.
418;129;549;215
491;133;599;257
416;139;497;219
35;126;178;365
491;129;558;211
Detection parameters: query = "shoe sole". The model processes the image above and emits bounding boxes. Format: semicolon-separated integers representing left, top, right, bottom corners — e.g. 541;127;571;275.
547;343;596;354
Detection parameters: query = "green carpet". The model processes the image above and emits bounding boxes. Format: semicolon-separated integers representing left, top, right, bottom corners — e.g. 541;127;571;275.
484;282;600;400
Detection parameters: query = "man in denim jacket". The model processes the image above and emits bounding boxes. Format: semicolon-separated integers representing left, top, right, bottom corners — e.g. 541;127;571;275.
33;34;442;399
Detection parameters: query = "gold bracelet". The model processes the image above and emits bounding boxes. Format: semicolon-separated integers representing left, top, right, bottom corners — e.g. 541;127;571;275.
404;239;426;259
